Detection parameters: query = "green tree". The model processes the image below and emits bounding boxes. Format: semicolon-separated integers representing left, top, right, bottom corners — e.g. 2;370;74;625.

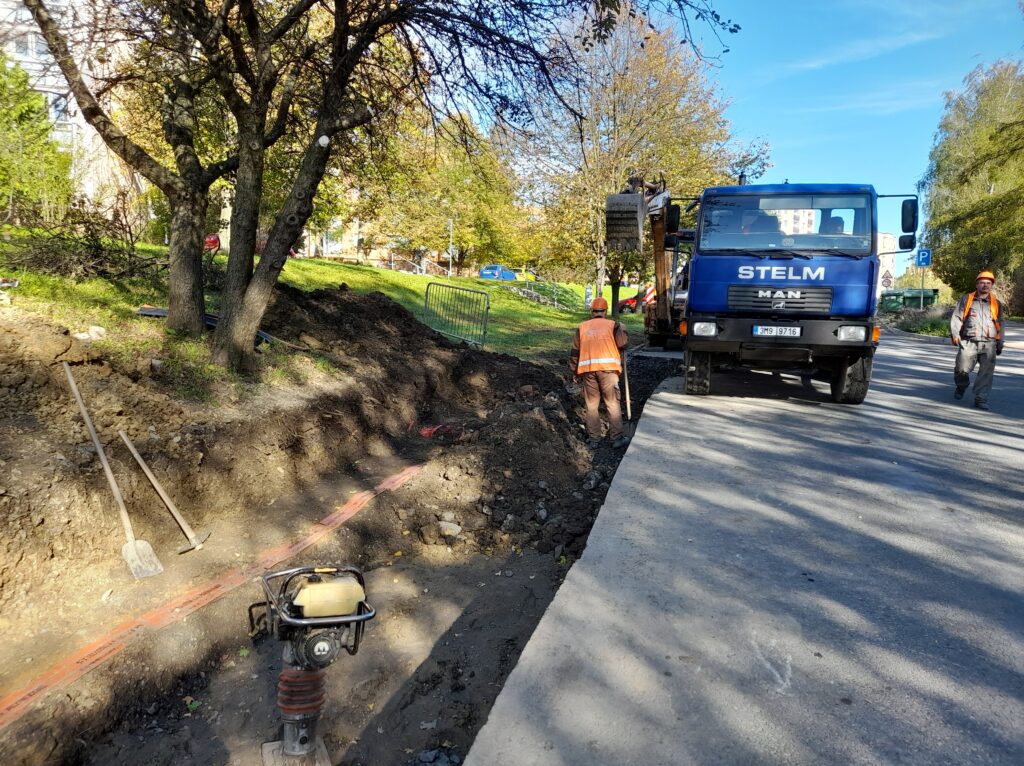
0;53;72;222
921;60;1024;312
364;114;524;273
513;7;766;310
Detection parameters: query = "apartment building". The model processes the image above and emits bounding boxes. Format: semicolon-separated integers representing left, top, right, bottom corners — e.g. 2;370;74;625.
1;0;124;198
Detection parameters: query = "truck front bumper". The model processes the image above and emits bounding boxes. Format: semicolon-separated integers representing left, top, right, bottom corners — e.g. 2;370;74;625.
685;315;877;361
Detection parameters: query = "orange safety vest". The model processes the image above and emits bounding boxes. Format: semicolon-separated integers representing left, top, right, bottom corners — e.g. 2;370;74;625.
962;291;1002;340
576;318;622;374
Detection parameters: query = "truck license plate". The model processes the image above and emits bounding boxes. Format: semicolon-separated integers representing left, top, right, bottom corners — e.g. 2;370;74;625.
753;325;802;338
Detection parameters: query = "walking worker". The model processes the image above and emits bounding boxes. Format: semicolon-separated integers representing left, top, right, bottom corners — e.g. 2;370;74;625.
570;297;630;448
950;270;1004;410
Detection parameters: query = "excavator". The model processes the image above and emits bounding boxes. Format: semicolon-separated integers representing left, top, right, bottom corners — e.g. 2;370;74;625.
605;176;691;347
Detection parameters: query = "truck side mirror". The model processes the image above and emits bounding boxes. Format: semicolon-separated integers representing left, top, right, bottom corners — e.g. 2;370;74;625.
898;234;916;250
678;228;695;243
667;204;681;233
901;199;918;233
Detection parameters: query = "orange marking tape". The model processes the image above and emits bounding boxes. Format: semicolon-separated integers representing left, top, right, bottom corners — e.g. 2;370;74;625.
0;465;421;733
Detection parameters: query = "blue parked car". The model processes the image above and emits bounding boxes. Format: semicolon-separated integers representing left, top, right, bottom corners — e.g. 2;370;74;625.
479;264;517;281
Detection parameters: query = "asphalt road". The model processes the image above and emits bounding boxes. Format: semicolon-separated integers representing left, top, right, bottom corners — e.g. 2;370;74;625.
467;332;1024;766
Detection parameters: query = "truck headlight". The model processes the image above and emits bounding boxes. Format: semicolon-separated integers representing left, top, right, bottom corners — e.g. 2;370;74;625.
837;326;867;342
692;321;718;337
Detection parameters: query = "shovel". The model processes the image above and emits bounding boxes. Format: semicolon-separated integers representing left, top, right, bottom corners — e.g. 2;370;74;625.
621;352;635;437
63;363;163;579
119;430;210;553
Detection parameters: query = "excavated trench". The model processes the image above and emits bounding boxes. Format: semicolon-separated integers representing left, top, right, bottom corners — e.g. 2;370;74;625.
0;289;677;765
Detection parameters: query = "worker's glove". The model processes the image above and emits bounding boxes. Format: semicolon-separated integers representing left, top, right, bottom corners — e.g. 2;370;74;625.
996;344;1004;356
951;336;960;346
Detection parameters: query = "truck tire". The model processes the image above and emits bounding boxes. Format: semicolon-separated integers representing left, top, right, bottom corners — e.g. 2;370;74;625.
684;350;711;395
648;333;668;349
830;355;872;404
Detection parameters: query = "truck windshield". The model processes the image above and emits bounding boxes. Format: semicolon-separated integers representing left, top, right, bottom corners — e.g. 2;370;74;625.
698;193;872;255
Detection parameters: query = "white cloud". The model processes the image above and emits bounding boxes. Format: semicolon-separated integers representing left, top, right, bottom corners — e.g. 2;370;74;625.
750;0;1010;84
778;31;943;76
790;82;942;117
835;0;1005;27
791;78;947;116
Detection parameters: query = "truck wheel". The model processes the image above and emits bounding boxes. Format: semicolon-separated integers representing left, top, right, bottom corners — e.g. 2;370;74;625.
648;333;667;349
830;355;872;404
684;350;711;395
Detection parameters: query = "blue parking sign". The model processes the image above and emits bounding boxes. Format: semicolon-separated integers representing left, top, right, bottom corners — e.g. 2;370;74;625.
916;248;932;267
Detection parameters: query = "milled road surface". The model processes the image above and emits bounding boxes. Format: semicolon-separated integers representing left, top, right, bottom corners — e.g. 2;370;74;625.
467;332;1024;765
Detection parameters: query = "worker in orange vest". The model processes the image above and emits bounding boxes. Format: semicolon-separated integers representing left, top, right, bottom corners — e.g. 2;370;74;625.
570;297;630;448
950;270;1004;410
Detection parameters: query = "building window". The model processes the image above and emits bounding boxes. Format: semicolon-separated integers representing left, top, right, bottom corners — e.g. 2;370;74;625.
14;34;28;56
33;33;49;58
50;94;70;123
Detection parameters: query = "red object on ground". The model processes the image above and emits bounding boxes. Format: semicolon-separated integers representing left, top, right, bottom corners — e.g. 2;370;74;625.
419;424;463;438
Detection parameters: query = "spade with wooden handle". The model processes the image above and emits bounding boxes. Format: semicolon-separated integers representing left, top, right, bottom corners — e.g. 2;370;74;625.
63;363;163;579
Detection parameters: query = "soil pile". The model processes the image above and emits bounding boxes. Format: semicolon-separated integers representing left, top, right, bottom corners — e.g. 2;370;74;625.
0;319;190;609
262;283;596;558
0;285;581;619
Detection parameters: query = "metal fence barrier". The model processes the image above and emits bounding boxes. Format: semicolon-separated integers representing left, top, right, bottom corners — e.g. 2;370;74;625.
423;282;490;347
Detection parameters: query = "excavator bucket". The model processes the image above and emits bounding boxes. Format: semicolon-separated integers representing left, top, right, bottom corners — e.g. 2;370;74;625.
605;193;647;253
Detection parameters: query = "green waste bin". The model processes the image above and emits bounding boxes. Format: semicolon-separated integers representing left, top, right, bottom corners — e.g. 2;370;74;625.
880;289;939;311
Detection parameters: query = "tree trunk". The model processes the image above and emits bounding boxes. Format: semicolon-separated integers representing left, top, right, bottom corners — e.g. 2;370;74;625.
595;243;607;297
166;192;208;335
212;120;335;371
611;280;622;316
218;121;267;332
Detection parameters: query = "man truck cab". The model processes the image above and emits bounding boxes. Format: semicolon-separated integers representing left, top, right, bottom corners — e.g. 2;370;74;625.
682;183;917;403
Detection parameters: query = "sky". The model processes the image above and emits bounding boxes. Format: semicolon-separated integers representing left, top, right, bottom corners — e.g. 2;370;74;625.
685;0;1023;274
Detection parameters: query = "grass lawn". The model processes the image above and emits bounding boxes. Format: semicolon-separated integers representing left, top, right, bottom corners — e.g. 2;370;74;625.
282;260;643;359
1;255;642;400
561;281;644;306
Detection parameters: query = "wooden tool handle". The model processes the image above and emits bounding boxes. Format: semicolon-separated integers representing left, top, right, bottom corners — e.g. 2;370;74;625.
63;363;136;543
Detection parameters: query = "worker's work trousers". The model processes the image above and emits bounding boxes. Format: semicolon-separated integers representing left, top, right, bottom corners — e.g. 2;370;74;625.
954;339;997;403
581;371;623;439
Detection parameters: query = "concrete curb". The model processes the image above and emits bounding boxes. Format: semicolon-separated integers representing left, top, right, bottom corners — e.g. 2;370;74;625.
882;325;948;345
883;325;1024;350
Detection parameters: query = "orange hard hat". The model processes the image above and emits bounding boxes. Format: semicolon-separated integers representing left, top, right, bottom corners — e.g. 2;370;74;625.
591;297;609;311
976;270;996;282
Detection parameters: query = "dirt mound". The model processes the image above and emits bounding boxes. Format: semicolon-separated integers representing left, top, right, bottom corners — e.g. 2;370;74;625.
0;317;192;609
263;283;560;415
262;284;593;554
0;286;577;665
263;283;445;353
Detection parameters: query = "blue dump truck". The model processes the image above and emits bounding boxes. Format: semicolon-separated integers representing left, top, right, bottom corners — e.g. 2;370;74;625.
681;183;917;403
